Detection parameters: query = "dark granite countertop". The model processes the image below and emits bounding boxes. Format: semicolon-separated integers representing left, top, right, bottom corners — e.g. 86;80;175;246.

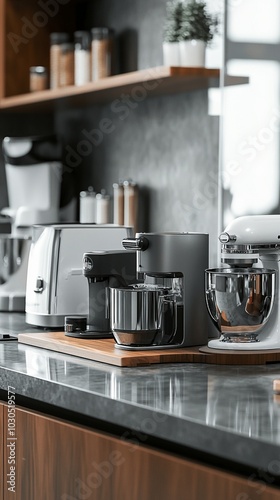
1;313;280;483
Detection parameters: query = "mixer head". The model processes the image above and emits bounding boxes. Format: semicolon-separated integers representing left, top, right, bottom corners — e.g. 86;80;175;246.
219;215;280;267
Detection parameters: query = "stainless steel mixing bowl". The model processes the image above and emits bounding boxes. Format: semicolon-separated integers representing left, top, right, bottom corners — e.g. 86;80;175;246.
110;284;176;347
205;268;276;342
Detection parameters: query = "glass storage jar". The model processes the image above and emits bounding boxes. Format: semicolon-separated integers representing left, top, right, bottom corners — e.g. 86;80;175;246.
29;66;48;92
91;27;114;81
60;43;74;87
50;32;70;89
74;31;91;86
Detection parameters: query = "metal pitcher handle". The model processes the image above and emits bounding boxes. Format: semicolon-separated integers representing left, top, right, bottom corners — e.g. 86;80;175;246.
205;289;218;324
158;294;178;344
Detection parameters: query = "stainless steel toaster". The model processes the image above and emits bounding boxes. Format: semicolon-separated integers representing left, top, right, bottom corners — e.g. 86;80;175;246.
25;224;133;328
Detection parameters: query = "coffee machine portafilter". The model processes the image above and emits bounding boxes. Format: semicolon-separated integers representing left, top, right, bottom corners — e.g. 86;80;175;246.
112;232;209;350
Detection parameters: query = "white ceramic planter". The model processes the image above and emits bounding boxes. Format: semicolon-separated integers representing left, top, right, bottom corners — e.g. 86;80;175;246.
162;41;180;66
179;40;206;67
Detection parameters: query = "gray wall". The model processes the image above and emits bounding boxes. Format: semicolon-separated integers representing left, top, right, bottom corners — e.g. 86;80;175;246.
0;0;220;265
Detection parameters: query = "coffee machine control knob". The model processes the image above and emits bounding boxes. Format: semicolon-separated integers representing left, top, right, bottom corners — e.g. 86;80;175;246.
122;237;149;251
34;277;44;293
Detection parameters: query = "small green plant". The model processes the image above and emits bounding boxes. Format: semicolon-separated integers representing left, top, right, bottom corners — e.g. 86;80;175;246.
180;0;219;44
163;1;184;42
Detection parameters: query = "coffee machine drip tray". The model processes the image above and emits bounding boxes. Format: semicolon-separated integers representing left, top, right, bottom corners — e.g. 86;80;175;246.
65;330;113;339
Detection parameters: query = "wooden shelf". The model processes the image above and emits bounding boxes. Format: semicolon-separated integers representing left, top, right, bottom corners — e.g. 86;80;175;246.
0;66;249;112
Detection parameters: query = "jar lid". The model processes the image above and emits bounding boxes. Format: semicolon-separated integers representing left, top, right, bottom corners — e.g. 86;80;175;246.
50;32;70;45
91;27;114;40
96;192;110;200
80;186;95;197
113;182;124;189
61;42;74;54
97;189;110;200
123;179;137;187
80;190;96;198
74;30;91;50
30;66;48;75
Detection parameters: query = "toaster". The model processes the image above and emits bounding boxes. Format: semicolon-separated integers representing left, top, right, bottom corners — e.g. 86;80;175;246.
25;224;133;328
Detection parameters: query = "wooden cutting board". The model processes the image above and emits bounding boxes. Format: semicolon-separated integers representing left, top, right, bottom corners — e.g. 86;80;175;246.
17;332;280;367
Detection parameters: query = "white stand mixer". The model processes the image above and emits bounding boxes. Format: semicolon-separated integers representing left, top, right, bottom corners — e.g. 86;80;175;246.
0;135;62;311
206;215;280;350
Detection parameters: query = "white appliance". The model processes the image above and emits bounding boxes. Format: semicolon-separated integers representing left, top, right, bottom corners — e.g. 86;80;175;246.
206;215;280;350
2;135;62;234
0;135;62;311
25;224;133;328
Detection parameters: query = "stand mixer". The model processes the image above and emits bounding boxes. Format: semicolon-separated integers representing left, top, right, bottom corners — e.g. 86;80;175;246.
206;215;280;350
0;135;62;311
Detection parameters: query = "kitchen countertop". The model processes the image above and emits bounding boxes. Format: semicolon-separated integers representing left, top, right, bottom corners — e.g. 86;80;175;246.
1;313;280;484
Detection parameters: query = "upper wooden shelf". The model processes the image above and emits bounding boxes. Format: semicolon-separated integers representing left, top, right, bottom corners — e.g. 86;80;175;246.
0;66;248;112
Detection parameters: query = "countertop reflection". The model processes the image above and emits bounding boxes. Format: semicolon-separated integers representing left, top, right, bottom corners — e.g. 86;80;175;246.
1;314;280;476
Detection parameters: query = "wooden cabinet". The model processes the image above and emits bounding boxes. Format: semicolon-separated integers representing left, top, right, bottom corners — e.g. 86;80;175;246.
0;0;78;99
0;403;3;500
0;403;279;500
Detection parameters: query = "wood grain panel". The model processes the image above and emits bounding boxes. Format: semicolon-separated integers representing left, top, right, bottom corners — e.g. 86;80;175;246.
0;66;249;111
2;405;280;500
0;0;5;99
5;0;77;97
18;331;280;366
0;403;3;500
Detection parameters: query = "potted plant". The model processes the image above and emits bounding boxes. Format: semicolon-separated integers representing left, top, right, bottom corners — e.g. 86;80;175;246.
179;0;219;67
162;1;184;66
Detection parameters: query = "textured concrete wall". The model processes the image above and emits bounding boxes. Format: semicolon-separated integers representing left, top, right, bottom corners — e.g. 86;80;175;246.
0;0;220;265
56;91;219;264
57;0;220;264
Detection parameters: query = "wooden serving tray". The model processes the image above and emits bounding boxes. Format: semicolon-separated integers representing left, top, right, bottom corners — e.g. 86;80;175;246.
17;332;280;367
18;332;207;367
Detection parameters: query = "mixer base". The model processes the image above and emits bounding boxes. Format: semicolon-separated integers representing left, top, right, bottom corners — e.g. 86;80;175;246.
208;339;280;350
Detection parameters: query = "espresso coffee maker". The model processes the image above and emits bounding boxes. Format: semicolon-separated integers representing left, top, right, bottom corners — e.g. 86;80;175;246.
0;135;62;311
205;215;280;350
110;232;209;350
67;250;137;338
